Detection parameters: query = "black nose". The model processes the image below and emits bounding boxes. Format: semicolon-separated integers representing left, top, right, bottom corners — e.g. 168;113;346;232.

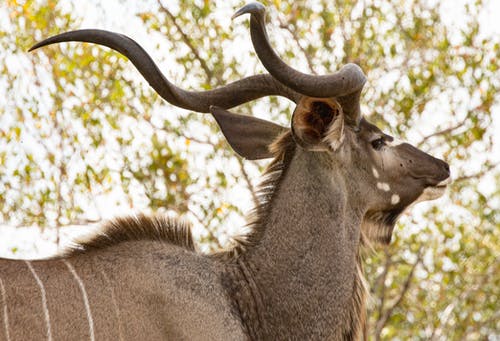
440;160;451;179
443;162;450;174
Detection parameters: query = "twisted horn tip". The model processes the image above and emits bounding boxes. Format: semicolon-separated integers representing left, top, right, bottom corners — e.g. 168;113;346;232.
232;2;266;20
28;43;42;52
29;36;61;52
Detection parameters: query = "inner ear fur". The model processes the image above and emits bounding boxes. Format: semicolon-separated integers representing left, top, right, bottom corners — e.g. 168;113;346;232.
291;97;344;150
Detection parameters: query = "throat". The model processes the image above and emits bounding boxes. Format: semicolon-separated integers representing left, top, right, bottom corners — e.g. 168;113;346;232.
232;150;367;339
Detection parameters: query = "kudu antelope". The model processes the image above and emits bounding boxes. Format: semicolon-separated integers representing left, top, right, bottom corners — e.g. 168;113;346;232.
1;3;450;340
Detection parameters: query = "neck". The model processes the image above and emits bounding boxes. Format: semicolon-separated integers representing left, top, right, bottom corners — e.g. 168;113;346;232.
228;147;367;340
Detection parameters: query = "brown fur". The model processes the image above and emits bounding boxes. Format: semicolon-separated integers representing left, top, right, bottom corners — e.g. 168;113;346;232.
216;131;296;258
216;130;369;339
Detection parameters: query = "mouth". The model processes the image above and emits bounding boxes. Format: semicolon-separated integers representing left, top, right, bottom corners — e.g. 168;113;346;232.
434;177;452;189
418;177;451;202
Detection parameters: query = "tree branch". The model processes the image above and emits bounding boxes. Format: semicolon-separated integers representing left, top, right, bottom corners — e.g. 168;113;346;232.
454;161;500;183
236;157;259;207
278;19;318;75
374;247;423;340
157;1;216;84
157;2;260;206
188;208;222;250
417;116;468;148
375;247;392;319
180;133;217;147
430;265;494;340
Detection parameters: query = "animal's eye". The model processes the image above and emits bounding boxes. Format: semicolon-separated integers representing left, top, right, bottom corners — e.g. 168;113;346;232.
371;138;386;150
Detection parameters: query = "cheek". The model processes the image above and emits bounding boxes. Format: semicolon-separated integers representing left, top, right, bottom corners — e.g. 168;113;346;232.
378;150;417;189
392;182;428;208
371;162;423;206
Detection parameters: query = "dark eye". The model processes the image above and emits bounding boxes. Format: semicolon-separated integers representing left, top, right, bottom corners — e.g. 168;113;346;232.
371;138;386;150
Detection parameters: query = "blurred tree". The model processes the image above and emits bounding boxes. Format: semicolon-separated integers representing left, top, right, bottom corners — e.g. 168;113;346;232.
0;0;194;242
0;0;498;339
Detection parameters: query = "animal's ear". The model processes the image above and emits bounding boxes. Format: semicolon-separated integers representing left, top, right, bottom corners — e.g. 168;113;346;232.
210;106;288;160
291;97;344;151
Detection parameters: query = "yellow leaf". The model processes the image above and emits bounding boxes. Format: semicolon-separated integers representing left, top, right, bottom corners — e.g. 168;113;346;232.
22;2;30;14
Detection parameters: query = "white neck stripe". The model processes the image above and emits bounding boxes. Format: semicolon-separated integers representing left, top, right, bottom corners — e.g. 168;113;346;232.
25;261;53;341
64;260;95;341
0;277;11;341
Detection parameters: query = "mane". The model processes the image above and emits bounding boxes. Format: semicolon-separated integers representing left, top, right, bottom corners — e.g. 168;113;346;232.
60;214;195;257
215;130;296;259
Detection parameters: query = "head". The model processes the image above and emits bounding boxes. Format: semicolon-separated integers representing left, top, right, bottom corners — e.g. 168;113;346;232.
211;95;450;245
30;2;450;245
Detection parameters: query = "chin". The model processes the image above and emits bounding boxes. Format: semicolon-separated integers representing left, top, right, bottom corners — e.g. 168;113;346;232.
361;183;449;245
413;186;447;204
412;178;451;205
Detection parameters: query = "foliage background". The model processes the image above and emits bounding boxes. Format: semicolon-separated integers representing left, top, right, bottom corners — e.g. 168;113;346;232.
0;0;498;339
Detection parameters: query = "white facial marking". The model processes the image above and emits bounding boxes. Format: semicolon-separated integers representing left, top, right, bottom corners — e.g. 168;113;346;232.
25;261;53;341
386;137;405;147
0;277;11;341
391;194;400;205
64;260;95;341
100;270;124;341
372;167;379;179
377;182;391;192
